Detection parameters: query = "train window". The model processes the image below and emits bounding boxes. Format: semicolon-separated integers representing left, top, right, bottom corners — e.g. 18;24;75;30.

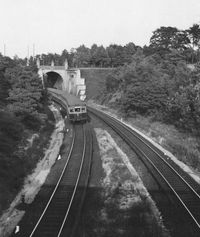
82;107;86;111
75;108;80;112
69;108;74;113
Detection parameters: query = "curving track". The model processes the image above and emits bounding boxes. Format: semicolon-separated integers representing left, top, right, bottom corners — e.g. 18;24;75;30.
12;102;93;237
27;123;92;237
89;106;200;237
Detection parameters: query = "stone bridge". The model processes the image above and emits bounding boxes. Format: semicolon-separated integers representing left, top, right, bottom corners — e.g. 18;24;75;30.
37;59;86;100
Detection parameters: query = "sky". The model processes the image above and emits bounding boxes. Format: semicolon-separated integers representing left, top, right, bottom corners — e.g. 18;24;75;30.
1;0;200;58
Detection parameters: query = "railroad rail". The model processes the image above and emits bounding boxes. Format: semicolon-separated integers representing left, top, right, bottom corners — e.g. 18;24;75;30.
12;103;93;237
26;123;92;237
88;106;200;236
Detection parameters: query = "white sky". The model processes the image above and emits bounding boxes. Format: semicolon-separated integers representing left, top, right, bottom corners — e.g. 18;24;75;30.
1;0;200;58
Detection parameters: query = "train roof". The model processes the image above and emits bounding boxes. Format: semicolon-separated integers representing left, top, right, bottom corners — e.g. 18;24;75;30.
48;88;86;107
63;92;86;106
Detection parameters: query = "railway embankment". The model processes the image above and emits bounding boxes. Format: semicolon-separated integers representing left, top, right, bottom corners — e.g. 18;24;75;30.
88;101;200;185
85;104;200;236
0;105;66;237
81;117;170;236
80;68;114;100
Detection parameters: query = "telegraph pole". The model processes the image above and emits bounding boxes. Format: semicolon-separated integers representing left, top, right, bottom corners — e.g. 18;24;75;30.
33;43;35;59
3;44;6;56
27;45;30;66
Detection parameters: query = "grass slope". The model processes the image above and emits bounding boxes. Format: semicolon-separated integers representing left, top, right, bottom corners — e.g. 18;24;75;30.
80;68;113;100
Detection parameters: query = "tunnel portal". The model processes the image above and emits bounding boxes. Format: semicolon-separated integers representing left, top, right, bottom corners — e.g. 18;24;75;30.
44;71;63;89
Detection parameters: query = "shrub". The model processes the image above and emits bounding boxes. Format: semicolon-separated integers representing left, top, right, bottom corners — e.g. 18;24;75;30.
0;111;24;155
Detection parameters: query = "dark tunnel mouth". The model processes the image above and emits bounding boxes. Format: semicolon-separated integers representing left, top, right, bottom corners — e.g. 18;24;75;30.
44;71;63;89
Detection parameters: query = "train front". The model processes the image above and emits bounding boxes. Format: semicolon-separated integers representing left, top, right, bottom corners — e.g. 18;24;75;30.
68;104;87;122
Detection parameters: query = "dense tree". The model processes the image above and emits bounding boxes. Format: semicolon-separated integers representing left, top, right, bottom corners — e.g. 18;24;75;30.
0;111;24;155
0;54;18;107
0;111;26;207
106;44;126;67
175;30;190;50
73;45;91;67
60;49;73;66
123;42;138;63
0;71;10;106
147;24;200;63
90;44;99;66
103;42;200;134
5;66;46;129
33;42;140;68
0;55;54;214
93;46;109;67
187;24;200;62
166;83;200;133
150;27;179;50
120;56;168;115
187;24;200;50
0;55;16;72
149;27;191;59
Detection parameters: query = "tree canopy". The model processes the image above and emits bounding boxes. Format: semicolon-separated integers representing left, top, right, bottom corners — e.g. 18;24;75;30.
103;45;200;134
5;66;46;128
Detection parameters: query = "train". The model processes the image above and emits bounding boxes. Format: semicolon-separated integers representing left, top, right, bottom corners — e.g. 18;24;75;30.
47;88;88;122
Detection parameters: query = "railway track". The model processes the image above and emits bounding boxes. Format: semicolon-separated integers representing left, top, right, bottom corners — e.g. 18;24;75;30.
26;123;92;237
89;106;200;237
13;122;93;236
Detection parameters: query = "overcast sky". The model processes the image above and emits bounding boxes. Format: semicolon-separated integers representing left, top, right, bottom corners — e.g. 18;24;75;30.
1;0;200;58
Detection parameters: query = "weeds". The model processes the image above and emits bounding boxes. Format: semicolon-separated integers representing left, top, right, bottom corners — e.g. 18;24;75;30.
127;115;200;172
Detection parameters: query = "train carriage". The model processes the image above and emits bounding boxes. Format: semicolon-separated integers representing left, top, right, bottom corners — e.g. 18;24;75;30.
47;88;88;122
66;94;87;122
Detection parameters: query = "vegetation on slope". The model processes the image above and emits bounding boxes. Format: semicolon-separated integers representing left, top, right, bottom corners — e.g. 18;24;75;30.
89;23;200;172
0;55;54;214
103;50;200;134
81;68;114;100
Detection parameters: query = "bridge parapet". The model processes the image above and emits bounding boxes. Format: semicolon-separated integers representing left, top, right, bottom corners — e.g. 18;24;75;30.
40;66;65;70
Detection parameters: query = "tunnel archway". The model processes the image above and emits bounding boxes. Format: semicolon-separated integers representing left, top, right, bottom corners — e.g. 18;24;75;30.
44;71;63;89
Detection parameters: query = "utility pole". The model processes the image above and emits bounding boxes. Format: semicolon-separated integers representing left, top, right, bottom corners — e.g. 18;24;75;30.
33;43;35;59
3;44;6;56
27;45;29;58
27;45;29;66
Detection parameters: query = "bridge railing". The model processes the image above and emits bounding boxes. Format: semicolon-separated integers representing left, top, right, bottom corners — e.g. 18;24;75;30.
40;66;65;70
